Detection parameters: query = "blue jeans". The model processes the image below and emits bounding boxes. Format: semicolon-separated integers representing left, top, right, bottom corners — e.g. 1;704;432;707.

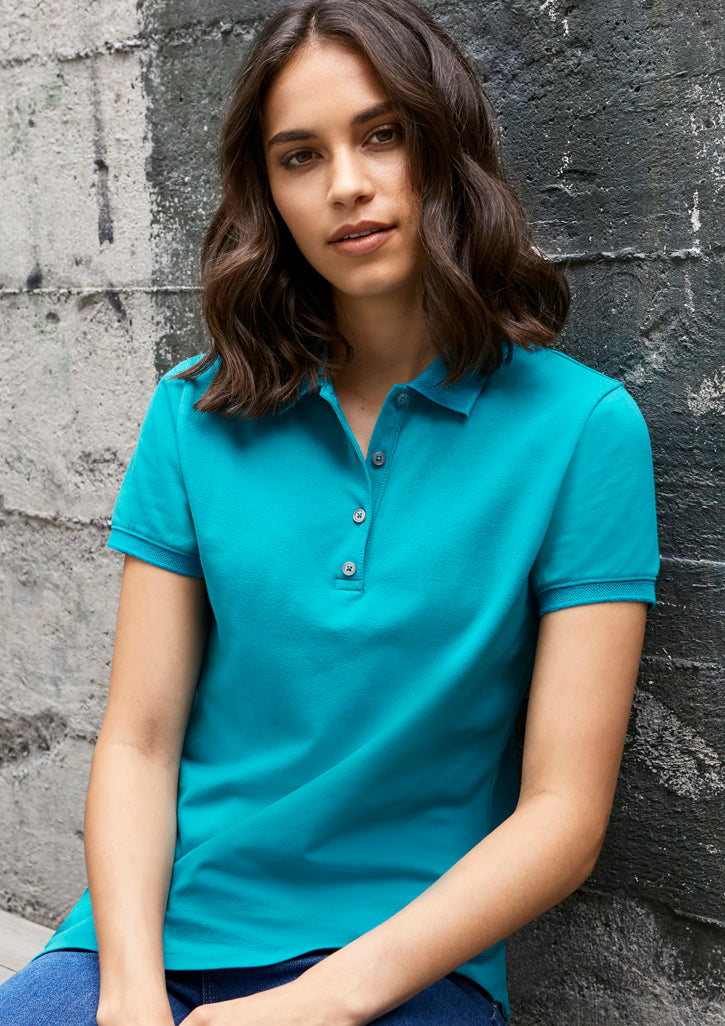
0;948;506;1024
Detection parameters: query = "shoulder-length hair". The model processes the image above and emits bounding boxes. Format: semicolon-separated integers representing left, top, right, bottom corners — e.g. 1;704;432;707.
178;0;570;417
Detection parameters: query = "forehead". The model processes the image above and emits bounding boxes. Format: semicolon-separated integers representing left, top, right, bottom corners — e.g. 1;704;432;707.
262;41;390;137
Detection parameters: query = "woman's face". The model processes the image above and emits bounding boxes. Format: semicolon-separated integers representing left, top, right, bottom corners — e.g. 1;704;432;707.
263;41;426;306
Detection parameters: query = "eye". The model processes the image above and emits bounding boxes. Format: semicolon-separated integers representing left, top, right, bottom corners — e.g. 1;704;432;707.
280;149;316;168
368;124;403;145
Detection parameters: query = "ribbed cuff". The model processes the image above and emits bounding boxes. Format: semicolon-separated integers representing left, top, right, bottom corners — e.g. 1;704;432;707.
107;527;203;578
537;578;656;615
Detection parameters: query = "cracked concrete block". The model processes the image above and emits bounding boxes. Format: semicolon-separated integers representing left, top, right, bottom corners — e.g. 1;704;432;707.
0;517;122;925
0;711;68;768
626;685;724;806
457;1;724;258
0;736;96;928
560;257;725;564
597;659;725;922
0;516;120;735
0;51;152;290
648;560;725;668
508;890;725;1025
0;289;158;518
141;23;259;285
139;0;282;35
0;1;141;64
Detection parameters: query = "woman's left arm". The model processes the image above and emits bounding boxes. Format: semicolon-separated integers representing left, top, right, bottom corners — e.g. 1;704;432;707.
183;599;647;1026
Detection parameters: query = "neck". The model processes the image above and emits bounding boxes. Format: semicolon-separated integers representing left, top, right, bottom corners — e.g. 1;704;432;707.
331;286;435;397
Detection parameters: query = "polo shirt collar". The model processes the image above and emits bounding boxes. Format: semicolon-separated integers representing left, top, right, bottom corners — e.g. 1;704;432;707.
406;354;488;415
279;349;489;418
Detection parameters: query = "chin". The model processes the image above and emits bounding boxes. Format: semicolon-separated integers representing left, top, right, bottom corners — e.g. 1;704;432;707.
330;272;418;301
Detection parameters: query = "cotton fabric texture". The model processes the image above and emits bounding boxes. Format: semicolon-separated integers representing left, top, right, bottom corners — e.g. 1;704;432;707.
35;344;660;1021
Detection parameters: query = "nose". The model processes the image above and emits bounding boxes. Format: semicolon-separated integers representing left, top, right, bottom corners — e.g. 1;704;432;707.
326;147;374;206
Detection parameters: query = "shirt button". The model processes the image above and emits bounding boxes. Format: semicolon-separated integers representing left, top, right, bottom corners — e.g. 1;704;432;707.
353;508;366;523
396;392;409;406
372;451;386;466
342;561;357;577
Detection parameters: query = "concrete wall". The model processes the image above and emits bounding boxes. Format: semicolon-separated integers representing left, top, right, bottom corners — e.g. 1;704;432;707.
1;2;723;1022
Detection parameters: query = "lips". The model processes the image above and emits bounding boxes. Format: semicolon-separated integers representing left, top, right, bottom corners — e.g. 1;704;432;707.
328;220;395;243
329;226;396;256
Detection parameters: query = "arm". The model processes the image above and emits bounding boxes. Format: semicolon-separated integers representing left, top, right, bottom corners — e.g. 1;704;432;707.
87;554;209;1026
293;600;648;1024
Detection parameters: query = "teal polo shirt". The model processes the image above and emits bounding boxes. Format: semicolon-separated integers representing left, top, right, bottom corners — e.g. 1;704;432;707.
37;343;659;1019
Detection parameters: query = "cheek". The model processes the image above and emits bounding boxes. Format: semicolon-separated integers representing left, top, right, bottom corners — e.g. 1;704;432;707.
269;182;317;246
381;159;417;217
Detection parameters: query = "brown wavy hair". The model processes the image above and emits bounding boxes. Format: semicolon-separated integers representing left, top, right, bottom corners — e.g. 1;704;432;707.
178;0;570;417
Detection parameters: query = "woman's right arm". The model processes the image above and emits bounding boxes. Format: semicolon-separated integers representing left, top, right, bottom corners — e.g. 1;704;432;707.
86;554;210;1026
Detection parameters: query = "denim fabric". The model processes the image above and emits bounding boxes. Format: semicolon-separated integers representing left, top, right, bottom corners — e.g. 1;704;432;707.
0;948;506;1025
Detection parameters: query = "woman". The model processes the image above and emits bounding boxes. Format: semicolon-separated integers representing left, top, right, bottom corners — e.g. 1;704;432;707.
0;1;659;1024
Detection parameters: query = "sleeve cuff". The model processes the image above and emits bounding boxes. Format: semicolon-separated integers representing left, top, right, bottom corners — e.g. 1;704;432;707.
107;527;204;578
537;578;656;616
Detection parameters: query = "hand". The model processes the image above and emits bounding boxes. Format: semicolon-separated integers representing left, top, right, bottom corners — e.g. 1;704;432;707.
179;974;357;1026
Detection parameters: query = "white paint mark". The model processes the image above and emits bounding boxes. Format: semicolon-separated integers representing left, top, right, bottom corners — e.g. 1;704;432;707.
687;369;725;417
688;80;725;189
563;17;569;35
628;691;725;800
540;0;558;22
690;189;701;235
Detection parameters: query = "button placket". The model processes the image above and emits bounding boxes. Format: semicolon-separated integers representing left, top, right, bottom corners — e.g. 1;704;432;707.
335;386;408;591
336;467;372;591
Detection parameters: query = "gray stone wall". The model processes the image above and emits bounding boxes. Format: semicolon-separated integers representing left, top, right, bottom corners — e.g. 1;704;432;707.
1;2;723;1023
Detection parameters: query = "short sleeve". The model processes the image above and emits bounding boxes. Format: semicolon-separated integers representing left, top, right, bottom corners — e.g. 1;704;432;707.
107;373;203;577
531;384;660;615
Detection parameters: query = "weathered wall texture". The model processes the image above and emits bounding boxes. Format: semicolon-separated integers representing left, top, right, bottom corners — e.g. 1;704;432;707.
1;1;723;1023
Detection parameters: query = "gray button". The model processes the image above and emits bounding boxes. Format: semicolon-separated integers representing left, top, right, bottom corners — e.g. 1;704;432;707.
397;392;409;406
342;561;357;577
372;451;386;466
353;508;366;523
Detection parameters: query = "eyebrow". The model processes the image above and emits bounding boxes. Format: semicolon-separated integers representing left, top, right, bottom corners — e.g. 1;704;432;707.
266;101;396;150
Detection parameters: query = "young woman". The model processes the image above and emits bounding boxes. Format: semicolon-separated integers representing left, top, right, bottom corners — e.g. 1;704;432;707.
0;1;659;1024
